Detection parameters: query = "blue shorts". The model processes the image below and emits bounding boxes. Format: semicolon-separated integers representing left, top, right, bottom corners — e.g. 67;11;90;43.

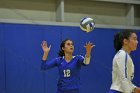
56;89;79;93
109;90;122;93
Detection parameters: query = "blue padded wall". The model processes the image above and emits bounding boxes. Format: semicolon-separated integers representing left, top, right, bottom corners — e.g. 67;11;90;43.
0;23;140;93
0;23;6;93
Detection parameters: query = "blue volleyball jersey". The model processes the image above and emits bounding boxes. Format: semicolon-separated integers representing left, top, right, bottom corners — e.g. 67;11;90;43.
41;55;87;90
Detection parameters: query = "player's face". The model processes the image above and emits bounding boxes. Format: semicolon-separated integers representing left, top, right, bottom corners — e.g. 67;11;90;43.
127;33;138;51
63;40;74;53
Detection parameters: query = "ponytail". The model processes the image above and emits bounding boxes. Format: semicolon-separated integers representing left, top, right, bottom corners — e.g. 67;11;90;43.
58;50;65;57
114;32;123;52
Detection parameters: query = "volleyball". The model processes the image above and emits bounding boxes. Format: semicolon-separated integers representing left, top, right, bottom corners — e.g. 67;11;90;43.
80;17;95;33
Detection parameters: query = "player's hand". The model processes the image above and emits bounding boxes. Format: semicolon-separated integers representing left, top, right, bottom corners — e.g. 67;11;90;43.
134;87;140;93
84;41;95;57
84;41;95;51
41;41;51;53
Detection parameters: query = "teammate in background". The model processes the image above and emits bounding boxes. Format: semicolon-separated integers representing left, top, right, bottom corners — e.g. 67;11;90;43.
41;39;95;93
109;30;140;93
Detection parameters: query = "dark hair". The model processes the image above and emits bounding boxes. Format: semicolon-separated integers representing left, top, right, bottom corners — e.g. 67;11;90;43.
114;29;136;52
58;39;71;57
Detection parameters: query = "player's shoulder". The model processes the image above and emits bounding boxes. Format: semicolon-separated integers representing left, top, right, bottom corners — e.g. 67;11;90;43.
54;57;65;65
115;49;126;58
54;57;64;62
56;56;64;60
74;55;84;59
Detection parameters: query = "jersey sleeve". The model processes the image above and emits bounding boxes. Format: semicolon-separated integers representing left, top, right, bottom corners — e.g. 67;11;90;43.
77;55;90;66
83;56;91;65
41;58;60;70
115;52;136;93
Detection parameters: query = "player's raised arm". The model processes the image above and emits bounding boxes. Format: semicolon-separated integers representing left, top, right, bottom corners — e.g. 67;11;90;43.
83;41;95;65
84;41;95;57
41;41;51;61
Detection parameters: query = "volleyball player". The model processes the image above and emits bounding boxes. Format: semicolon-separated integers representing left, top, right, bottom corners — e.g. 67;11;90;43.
41;39;94;93
109;30;140;93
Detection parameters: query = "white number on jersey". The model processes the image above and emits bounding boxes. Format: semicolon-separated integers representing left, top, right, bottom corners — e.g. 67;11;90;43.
63;69;71;77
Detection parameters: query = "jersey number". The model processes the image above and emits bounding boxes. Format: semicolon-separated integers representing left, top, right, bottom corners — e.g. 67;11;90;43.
63;69;71;77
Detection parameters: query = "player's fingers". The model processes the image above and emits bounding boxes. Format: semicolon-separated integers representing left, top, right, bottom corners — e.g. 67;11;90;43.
49;45;51;49
41;41;47;47
91;45;96;48
42;41;47;46
87;41;93;45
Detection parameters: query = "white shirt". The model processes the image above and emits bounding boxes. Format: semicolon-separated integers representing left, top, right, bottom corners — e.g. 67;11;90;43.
110;50;136;93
